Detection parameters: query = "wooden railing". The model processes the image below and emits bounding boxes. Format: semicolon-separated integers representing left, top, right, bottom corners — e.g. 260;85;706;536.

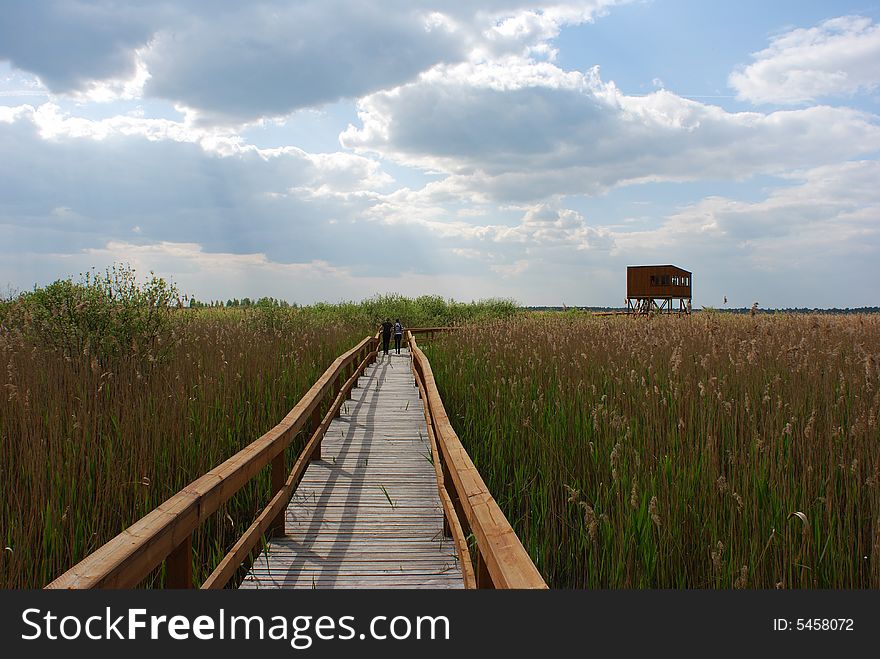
407;329;547;589
47;327;546;589
404;326;452;340
47;334;380;589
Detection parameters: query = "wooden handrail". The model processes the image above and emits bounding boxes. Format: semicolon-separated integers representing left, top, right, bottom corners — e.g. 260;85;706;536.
46;325;545;590
201;345;378;589
407;326;458;334
407;331;547;589
412;358;477;589
47;334;379;589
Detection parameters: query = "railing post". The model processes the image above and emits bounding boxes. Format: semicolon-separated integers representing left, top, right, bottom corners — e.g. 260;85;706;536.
476;552;494;589
166;535;193;588
333;373;342;417
445;465;468;544
310;406;323;461
269;451;286;537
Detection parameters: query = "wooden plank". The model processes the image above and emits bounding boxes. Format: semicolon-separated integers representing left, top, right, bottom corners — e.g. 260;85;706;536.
245;575;461;581
255;547;458;555
241;348;463;590
246;572;459;577
245;574;459;580
264;550;456;556
249;560;458;570
242;579;463;589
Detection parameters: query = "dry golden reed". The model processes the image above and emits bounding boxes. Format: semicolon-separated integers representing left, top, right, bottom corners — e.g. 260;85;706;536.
0;308;365;587
425;312;880;588
0;294;518;588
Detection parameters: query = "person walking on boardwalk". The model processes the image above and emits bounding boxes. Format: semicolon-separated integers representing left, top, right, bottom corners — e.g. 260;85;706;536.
380;318;393;356
393;318;404;354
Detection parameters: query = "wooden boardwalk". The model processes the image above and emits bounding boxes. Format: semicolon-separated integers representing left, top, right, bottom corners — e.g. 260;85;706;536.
47;331;545;591
240;348;464;589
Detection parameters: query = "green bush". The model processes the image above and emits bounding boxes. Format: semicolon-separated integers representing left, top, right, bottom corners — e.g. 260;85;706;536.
313;293;520;328
4;264;179;364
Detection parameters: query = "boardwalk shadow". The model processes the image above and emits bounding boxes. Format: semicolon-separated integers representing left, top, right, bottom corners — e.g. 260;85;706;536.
280;354;387;587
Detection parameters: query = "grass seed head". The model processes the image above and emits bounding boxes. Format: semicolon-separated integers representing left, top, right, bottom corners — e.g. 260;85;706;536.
649;496;661;528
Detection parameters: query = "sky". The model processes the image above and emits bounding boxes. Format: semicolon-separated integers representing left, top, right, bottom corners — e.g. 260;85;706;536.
1;0;878;308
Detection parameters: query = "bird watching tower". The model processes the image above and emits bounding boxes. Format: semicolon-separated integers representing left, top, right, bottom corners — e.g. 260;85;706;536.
626;265;692;315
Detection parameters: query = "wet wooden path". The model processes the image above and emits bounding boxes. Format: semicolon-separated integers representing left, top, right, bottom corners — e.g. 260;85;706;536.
240;348;464;589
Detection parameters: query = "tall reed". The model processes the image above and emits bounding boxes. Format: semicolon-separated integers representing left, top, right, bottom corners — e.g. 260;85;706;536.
0;294;520;588
0;307;364;587
425;313;880;588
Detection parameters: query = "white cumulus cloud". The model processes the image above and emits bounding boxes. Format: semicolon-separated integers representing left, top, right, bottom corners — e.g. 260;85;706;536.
342;61;880;200
729;15;880;104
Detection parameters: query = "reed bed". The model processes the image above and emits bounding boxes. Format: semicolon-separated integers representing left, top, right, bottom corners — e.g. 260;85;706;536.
424;313;880;588
0;308;366;587
0;287;519;588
